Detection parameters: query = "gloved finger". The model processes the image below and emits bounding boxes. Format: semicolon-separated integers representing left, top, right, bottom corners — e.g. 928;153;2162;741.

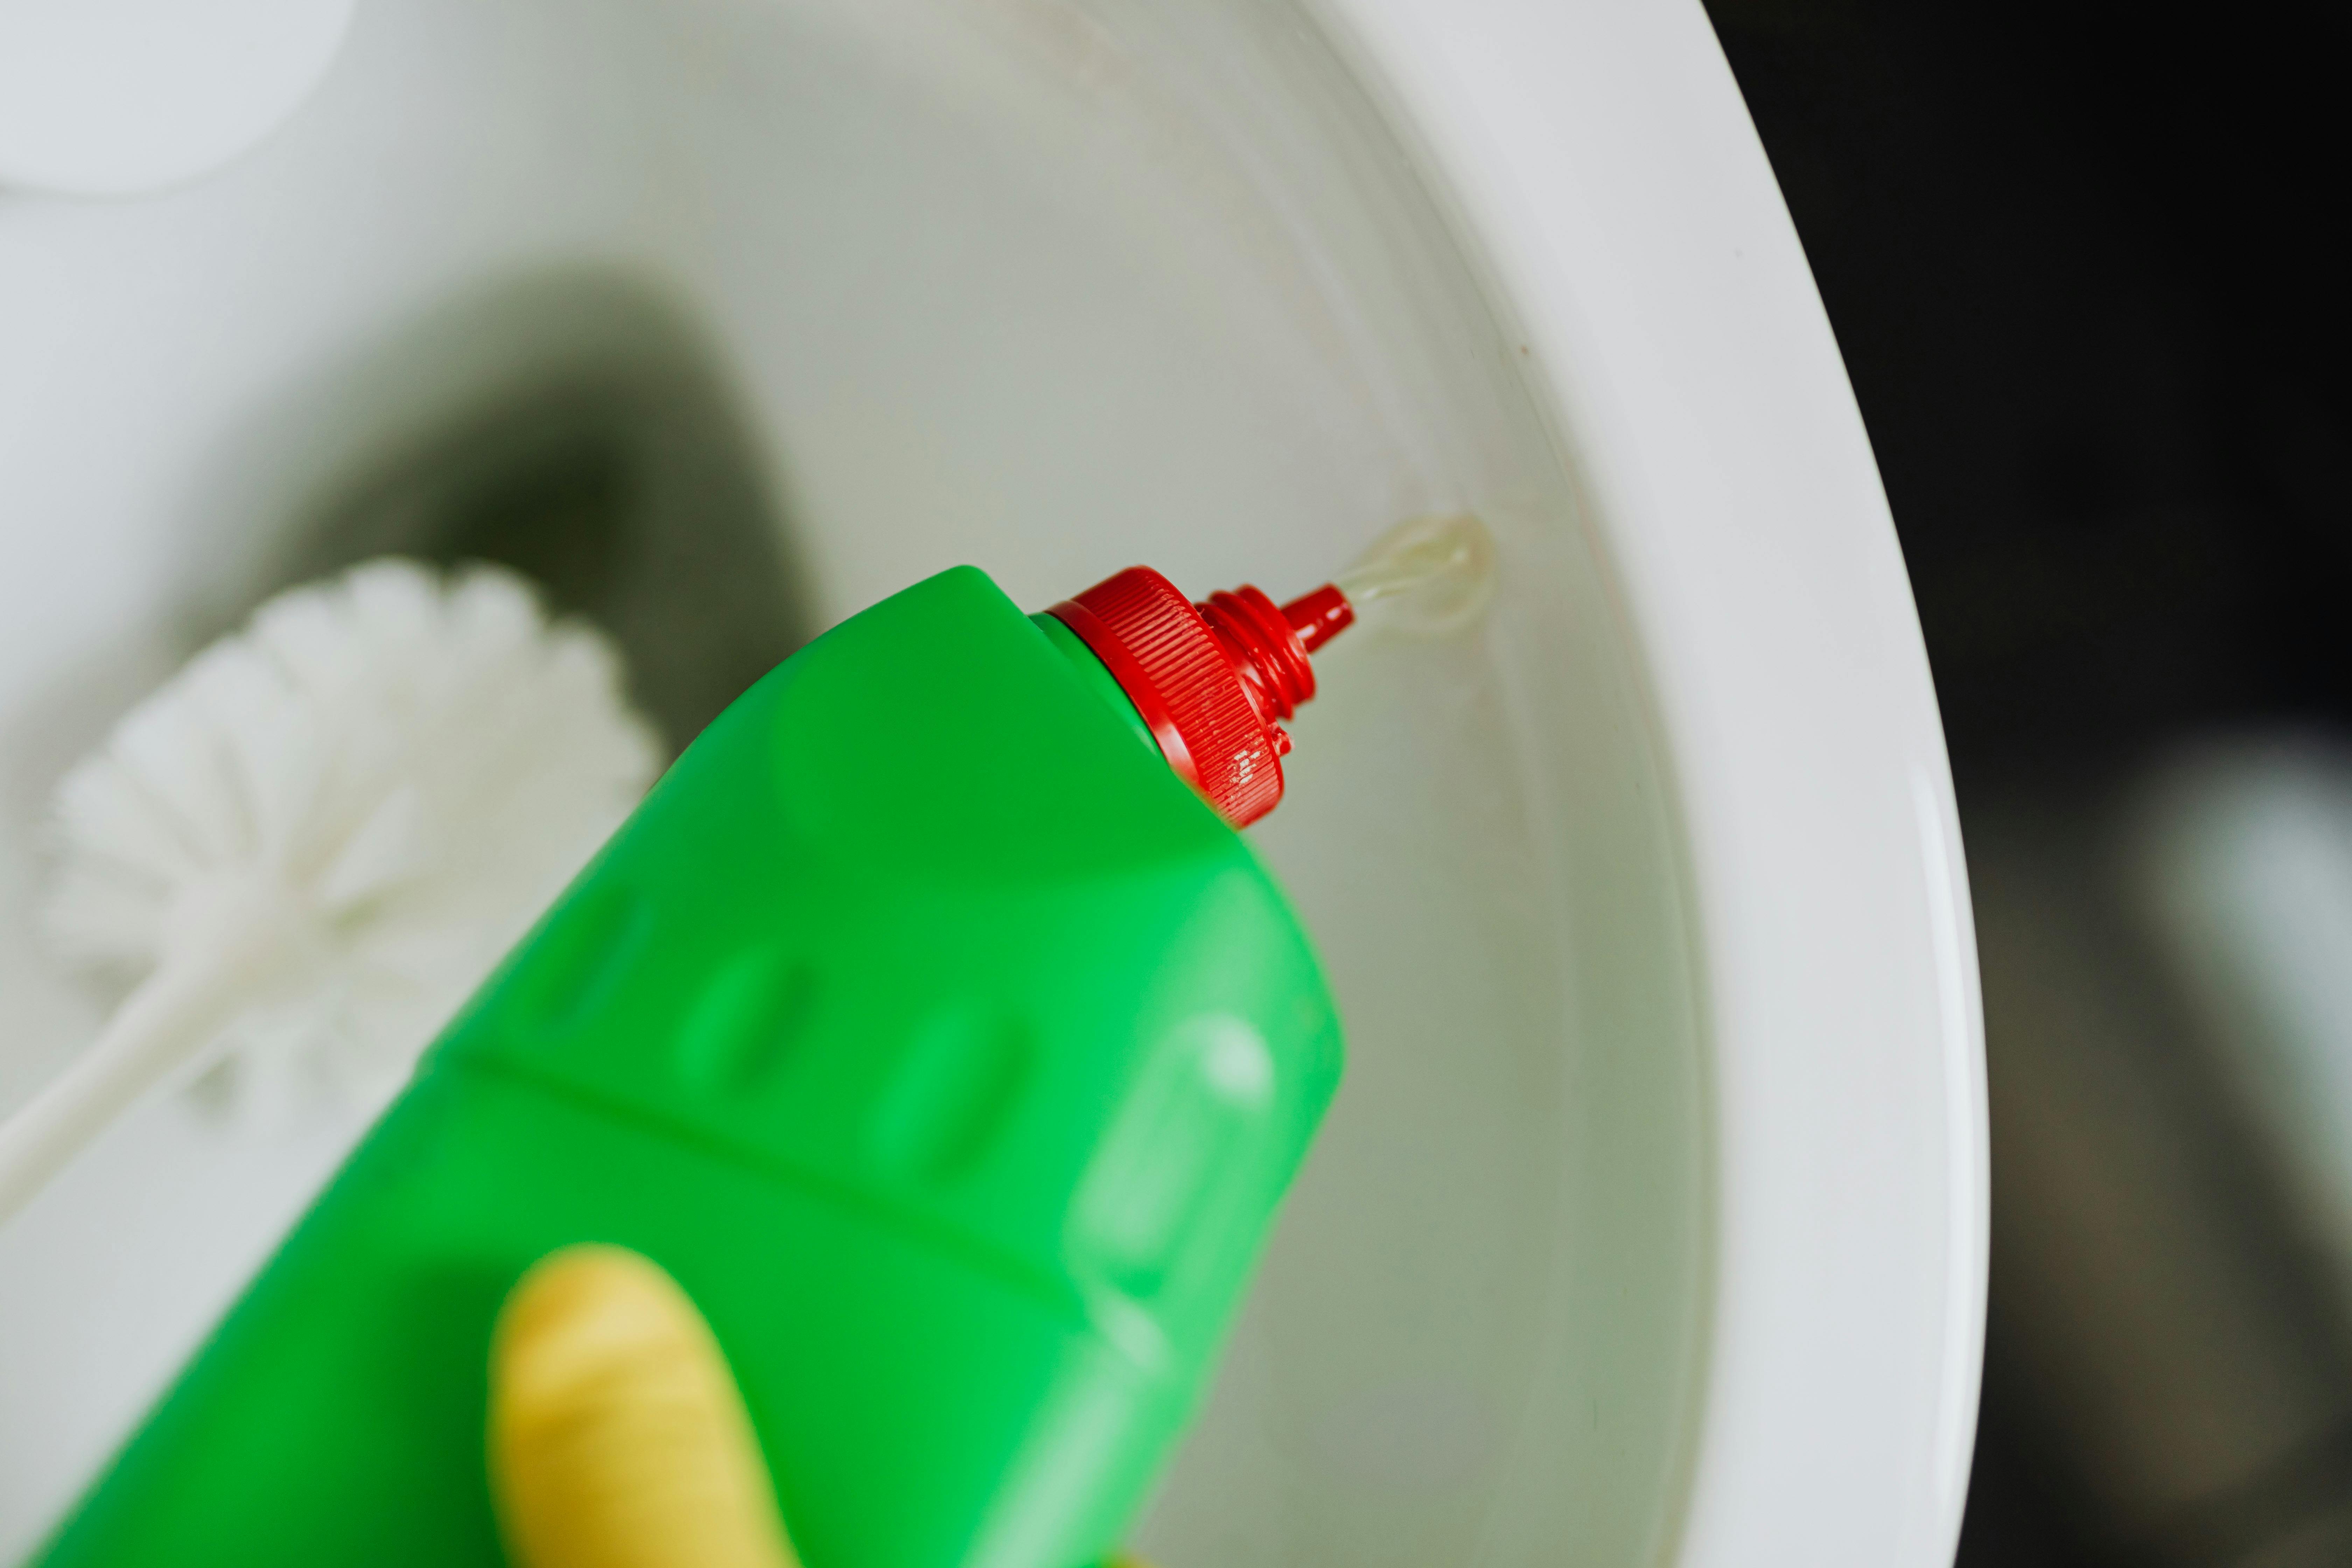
488;1244;799;1568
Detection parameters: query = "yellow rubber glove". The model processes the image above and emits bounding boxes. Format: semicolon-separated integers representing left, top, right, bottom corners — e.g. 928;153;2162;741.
488;1245;800;1568
488;1245;1154;1568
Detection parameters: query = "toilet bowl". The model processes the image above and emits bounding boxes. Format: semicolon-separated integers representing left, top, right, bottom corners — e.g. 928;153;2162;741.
0;0;1985;1563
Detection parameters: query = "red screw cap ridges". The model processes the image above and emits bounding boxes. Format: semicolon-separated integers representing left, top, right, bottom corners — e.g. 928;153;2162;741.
1050;566;1354;827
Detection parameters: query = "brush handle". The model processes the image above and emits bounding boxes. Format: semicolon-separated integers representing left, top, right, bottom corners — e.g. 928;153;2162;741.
0;947;274;1226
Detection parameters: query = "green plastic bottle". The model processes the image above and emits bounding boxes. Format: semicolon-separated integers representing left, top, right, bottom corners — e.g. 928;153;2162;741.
37;561;1357;1568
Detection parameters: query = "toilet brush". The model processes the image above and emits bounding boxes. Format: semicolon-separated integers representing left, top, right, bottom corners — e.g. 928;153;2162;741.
0;559;662;1225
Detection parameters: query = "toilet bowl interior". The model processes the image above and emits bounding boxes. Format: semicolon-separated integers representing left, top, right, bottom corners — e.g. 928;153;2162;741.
0;1;1708;1562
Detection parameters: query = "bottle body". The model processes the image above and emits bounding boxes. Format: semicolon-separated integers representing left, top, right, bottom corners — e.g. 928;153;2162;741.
39;567;1343;1568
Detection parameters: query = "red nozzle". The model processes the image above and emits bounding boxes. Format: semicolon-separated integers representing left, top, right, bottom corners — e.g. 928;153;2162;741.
1049;568;1355;827
1282;584;1354;654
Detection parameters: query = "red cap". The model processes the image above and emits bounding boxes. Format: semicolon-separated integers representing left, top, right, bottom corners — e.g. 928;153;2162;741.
1049;568;1355;827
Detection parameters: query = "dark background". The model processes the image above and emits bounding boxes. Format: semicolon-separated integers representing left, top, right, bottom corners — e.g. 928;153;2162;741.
1700;2;2352;1564
1709;0;2348;776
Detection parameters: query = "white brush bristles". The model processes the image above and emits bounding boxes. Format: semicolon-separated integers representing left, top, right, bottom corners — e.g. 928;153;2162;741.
2;560;661;1217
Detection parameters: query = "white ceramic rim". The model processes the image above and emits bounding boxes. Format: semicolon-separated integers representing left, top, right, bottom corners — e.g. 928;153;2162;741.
0;0;357;198
1309;0;1990;1562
